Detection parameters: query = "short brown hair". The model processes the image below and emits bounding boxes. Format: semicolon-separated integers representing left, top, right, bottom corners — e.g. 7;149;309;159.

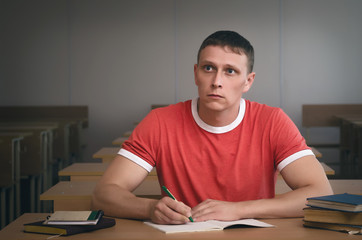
197;30;254;73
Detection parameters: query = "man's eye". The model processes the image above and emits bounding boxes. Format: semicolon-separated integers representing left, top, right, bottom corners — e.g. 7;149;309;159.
204;65;213;71
226;69;235;74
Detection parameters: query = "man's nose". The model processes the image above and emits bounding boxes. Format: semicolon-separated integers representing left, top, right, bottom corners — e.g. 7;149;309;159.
212;71;223;88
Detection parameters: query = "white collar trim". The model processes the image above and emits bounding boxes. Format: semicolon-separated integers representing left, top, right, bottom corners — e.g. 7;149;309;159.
191;98;245;134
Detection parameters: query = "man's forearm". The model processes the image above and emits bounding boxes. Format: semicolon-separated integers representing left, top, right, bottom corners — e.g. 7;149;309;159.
91;183;157;220
237;184;333;219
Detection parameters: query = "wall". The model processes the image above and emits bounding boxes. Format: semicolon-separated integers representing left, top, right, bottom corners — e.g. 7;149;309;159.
1;0;362;163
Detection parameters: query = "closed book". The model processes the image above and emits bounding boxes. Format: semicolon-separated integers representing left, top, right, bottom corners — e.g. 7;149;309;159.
303;220;362;235
303;207;362;225
307;193;362;212
24;217;115;236
45;210;103;225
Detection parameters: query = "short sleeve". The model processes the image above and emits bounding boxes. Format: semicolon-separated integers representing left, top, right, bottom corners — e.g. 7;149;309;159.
119;110;160;172
269;109;314;171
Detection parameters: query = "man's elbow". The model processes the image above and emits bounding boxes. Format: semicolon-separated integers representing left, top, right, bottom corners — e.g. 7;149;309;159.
91;185;104;210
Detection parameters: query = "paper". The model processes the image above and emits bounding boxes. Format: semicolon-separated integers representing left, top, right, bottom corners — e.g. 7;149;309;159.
144;219;274;233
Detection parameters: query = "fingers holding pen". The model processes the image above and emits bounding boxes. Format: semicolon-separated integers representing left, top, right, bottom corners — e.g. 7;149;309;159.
150;197;192;224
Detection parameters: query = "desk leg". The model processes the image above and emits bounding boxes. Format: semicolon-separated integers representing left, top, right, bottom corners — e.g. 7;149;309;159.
37;175;41;212
13;139;21;218
29;176;35;212
41;132;48;192
1;188;6;228
8;186;14;222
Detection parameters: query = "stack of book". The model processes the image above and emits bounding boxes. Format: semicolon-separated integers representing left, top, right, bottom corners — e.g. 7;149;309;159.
24;210;116;236
303;193;362;235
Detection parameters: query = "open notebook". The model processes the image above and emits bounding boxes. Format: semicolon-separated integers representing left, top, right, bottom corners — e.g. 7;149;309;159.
144;219;274;233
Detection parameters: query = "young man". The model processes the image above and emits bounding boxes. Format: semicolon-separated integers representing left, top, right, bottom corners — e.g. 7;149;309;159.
92;31;333;224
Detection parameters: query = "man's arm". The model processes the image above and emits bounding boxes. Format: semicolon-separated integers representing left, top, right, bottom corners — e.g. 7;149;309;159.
91;155;192;224
191;155;333;221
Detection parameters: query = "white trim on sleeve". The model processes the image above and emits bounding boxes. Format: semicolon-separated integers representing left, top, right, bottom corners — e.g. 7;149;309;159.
277;149;315;172
118;148;154;172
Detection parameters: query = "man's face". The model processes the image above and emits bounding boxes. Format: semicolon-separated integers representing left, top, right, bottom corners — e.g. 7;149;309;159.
194;45;255;114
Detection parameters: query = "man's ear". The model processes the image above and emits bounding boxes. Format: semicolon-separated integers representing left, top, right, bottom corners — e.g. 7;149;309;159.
194;64;199;86
242;72;256;93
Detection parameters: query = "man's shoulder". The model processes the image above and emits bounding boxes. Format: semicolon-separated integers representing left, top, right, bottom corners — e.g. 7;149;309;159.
245;99;282;115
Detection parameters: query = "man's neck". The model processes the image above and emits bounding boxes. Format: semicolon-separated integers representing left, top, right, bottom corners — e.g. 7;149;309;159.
197;100;240;127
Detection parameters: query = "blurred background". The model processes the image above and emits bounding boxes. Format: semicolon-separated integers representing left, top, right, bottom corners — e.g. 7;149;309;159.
1;0;362;173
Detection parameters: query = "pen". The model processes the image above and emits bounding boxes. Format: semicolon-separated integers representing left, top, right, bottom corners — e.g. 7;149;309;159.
162;186;194;222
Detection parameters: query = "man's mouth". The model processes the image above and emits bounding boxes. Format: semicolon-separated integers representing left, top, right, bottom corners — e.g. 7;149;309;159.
207;94;224;98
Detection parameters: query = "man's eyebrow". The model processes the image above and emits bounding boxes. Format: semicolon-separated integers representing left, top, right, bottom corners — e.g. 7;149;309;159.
198;60;215;65
224;64;241;72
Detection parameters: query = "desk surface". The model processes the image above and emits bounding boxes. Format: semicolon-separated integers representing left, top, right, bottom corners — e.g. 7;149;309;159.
0;213;358;240
92;147;119;159
112;136;128;145
59;163;110;177
40;179;161;201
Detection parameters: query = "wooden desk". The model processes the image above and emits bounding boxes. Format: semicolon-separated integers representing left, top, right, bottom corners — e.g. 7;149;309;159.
92;147;119;162
311;147;322;158
0;105;89;164
335;114;362;178
320;162;335;176
123;130;132;137
40;178;362;212
59;162;156;181
0;132;33;227
112;136;128;146
0;124;57;186
40;179;161;211
0;213;359;240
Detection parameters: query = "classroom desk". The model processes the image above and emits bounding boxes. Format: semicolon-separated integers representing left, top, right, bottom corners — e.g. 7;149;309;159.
40;179;362;212
0;213;359;240
311;147;322;158
112;136;128;146
40;179;161;211
0;124;57;188
123;130;132;137
92;147;119;162
335;114;362;178
0;132;34;225
58;162;157;181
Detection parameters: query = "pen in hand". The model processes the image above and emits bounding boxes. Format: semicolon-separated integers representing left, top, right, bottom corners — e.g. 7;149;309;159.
162;186;194;222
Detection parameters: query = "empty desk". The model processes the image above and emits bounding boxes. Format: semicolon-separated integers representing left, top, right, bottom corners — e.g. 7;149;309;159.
58;162;157;181
112;136;128;146
92;147;119;162
40;179;161;211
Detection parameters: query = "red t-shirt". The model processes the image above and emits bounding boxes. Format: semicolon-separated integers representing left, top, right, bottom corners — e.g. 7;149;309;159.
119;99;313;207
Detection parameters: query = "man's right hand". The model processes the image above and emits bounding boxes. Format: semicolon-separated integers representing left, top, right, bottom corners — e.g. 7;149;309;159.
149;197;192;224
